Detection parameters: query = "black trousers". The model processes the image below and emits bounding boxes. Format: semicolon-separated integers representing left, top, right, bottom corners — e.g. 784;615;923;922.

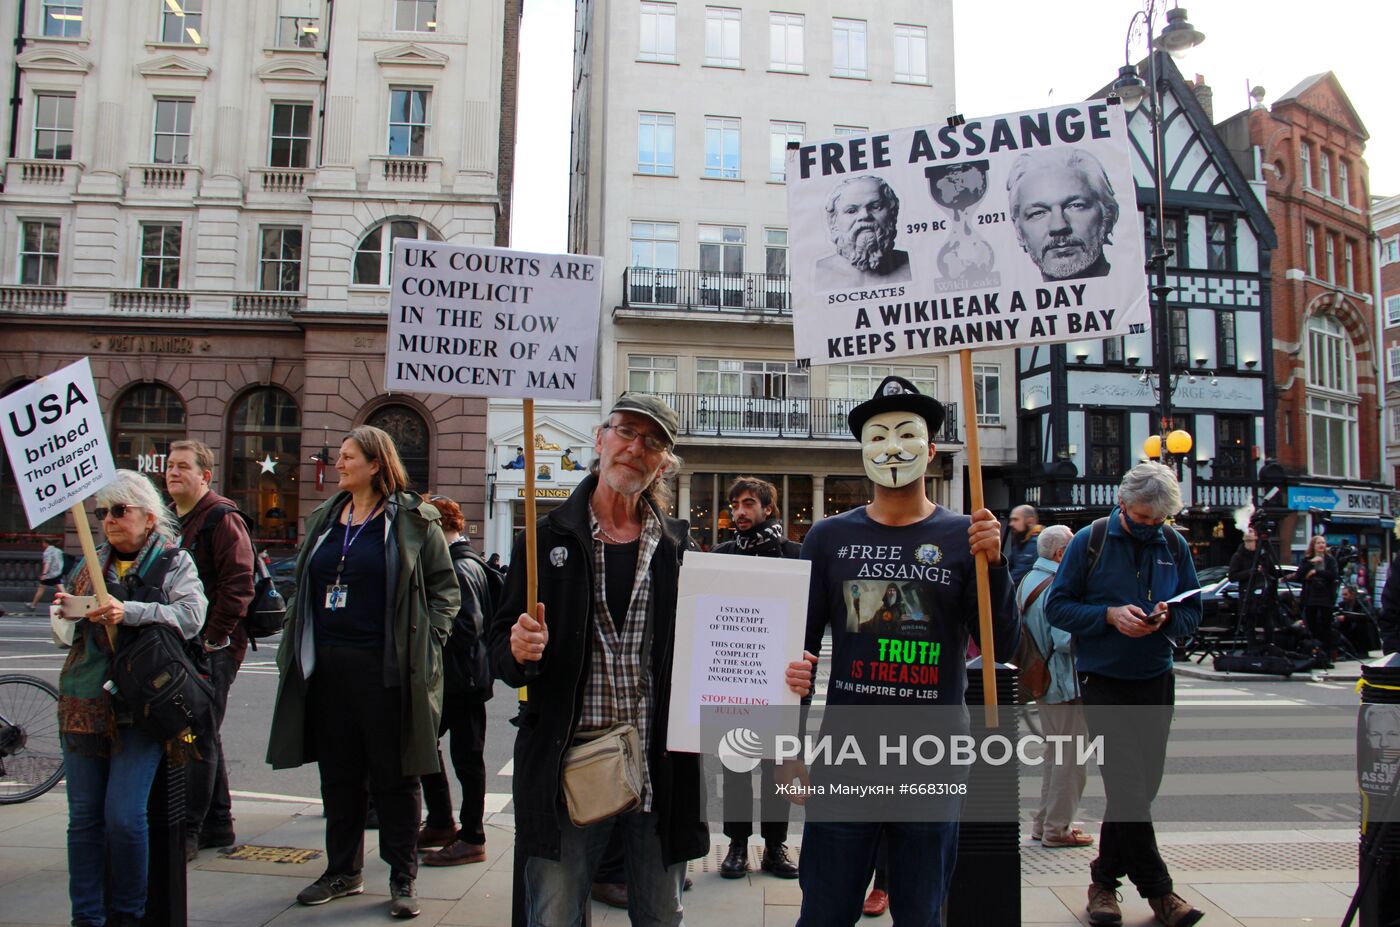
1304;604;1337;652
421;697;488;844
722;760;790;844
185;649;238;835
1080;670;1175;899
307;645;421;880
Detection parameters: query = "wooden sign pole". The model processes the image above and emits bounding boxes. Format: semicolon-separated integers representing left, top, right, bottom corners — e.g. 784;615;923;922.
519;399;539;700
70;502;116;647
958;349;999;728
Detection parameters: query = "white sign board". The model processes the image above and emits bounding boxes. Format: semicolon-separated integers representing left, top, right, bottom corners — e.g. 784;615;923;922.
667;552;809;754
385;241;603;401
785;101;1149;364
0;358;117;526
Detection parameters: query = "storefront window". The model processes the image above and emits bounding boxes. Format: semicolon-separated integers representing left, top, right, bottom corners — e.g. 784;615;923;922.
367;404;431;491
824;476;870;517
111;383;186;485
689;474;715;551
0;379;65;544
227;387;300;552
787;475;813;541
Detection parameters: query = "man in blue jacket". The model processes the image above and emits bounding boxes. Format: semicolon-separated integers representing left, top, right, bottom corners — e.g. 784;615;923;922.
1045;463;1203;927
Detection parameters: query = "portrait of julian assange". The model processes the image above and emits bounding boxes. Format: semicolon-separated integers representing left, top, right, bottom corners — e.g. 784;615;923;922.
1006;147;1121;282
812;174;914;291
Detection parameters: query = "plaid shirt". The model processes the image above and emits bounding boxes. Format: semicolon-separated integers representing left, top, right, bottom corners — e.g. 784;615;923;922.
580;504;663;810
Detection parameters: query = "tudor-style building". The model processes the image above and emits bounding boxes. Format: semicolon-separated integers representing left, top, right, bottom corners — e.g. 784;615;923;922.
1015;55;1277;565
0;1;521;563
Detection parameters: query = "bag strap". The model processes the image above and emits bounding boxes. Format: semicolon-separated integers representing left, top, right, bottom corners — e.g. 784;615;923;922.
1086;516;1110;580
1021;575;1054;616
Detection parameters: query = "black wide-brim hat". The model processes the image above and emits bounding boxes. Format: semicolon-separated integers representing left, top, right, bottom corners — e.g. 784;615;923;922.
848;375;946;439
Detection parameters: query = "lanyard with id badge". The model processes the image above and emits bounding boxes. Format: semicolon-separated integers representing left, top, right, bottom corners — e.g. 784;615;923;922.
326;499;383;611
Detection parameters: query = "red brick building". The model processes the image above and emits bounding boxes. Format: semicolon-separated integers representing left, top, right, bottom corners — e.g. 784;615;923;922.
1220;72;1389;563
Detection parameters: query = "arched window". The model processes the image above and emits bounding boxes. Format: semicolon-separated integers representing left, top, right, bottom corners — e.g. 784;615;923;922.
227;387;300;552
352;219;442;286
1306;314;1358;479
111;383;186;482
366;404;430;491
0;379;65;543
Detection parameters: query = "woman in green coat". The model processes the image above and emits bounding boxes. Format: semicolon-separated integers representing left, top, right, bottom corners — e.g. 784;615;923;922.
266;425;459;920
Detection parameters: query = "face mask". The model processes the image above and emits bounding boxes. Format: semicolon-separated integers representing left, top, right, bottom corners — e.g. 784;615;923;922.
1126;519;1161;543
861;410;931;488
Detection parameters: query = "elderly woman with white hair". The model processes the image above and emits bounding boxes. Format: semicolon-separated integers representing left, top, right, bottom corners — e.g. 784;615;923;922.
54;470;206;927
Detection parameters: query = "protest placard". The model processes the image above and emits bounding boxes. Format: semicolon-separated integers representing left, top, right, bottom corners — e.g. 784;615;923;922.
0;357;116;527
784;100;1148;365
667;552;809;754
385;240;603;401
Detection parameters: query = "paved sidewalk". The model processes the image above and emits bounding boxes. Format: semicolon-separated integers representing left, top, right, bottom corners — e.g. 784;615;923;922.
0;791;1361;927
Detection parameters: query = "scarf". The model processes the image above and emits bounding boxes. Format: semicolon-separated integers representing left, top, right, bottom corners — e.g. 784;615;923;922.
733;516;789;556
58;532;172;757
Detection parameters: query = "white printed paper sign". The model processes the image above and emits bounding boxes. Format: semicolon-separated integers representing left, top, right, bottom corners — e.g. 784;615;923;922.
668;552;809;754
784;100;1149;364
0;358;117;526
385;241;603;401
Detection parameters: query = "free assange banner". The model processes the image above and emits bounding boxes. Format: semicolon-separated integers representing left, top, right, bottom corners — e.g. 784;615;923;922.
784;100;1149;365
385;241;603;401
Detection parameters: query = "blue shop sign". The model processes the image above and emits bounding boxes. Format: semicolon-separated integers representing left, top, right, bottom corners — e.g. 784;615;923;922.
1287;487;1338;509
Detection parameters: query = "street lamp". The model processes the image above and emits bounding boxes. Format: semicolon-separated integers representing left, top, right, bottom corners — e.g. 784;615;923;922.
1111;3;1205;470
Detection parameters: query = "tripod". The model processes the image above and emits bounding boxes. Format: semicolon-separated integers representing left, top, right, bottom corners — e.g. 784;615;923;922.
1234;534;1282;653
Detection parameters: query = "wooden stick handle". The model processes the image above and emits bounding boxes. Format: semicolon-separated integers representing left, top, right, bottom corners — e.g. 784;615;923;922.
520;399;539;696
70;502;116;647
959;350;998;728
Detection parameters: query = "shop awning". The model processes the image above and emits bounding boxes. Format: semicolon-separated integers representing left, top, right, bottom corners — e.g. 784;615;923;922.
1325;515;1390;528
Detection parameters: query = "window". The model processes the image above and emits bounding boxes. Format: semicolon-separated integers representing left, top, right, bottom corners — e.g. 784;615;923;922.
1386;237;1400;265
629;221;679;269
704;7;741;67
764;228;788;309
827;365;935;400
1213;415;1251;481
32;94;74;161
353;218;441;286
1103;336;1125;365
160;0;204;44
1392;407;1400;444
19;220;60;286
833;125;867;138
367;404;429;490
1310;395;1357;478
112;384;186;480
698;224;744;308
704;117;740;179
1169;307;1189;368
698;358;807;399
394;0;436;32
1320;151;1331;197
227;388;301;552
1388;346;1400;384
1345;240;1356;291
769;13;803;72
1144;213;1182;267
276;0;321;47
1087;412;1124;478
1207;217;1231;271
1305;315;1359;477
268;102;312;167
1304;224;1317;277
1216;311;1237;369
1338;160;1350;204
152;98;193;164
893;24;927;83
139;223;181;289
1307;315;1355;393
831;18;867;78
1325;234;1336;283
259;227;303;291
627;355;678;394
638;2;676;62
1387;295;1400;327
1300;142;1312;188
769;121;803;182
388;89;429;156
637;112;675;175
42;0;82;37
972;364;1000;425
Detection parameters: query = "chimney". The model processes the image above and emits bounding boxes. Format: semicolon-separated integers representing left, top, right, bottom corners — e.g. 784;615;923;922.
1192;74;1214;122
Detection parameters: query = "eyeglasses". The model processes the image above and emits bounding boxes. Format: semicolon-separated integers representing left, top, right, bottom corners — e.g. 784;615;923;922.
603;423;668;453
94;504;143;520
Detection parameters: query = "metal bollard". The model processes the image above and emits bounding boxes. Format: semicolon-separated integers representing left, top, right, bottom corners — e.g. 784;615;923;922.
1350;652;1400;927
145;754;189;926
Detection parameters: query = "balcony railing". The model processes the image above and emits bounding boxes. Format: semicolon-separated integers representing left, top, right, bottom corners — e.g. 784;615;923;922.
249;167;312;194
233;292;304;318
1025;475;1258;511
622;267;791;315
648;392;959;444
0;286;67;312
110;289;190;314
129;163;201;192
4;158;82;194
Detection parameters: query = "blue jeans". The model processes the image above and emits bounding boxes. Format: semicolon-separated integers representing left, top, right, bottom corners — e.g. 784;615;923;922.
797;820;960;927
63;726;164;926
523;810;685;927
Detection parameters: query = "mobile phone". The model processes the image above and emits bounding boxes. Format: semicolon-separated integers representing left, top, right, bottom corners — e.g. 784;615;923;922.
58;595;98;619
1146;607;1168;625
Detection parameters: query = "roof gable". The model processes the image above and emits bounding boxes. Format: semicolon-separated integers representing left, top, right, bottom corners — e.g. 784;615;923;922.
1276;71;1368;140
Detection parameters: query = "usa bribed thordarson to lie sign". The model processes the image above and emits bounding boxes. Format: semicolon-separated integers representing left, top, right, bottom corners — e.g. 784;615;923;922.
385;240;603;401
784;100;1149;364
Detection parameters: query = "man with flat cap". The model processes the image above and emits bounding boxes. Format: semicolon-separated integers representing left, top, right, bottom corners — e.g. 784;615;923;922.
783;376;1018;927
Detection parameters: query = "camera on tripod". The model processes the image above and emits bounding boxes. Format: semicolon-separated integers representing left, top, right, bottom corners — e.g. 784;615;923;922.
1248;506;1285;539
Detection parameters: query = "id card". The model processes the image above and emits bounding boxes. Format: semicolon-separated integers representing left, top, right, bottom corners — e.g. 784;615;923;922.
325;585;347;610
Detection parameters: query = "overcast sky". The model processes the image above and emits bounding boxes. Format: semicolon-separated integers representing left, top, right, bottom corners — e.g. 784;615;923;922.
510;0;1400;253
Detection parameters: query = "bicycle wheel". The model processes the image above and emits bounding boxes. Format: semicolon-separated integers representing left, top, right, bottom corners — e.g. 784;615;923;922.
0;673;65;804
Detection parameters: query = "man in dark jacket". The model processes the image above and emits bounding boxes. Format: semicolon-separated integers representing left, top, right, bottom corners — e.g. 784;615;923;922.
712;476;801;881
491;396;812;926
166;439;256;860
1381;555;1400;655
1006;504;1043;588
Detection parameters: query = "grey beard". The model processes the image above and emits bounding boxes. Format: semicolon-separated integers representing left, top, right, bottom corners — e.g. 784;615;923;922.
836;224;898;272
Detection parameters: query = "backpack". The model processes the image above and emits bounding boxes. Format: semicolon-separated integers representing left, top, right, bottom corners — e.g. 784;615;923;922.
191;503;287;647
445;540;502;701
1013;574;1055;703
1084;515;1190;580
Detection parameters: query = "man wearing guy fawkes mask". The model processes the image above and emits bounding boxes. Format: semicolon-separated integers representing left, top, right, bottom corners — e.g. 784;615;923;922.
781;375;1018;927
